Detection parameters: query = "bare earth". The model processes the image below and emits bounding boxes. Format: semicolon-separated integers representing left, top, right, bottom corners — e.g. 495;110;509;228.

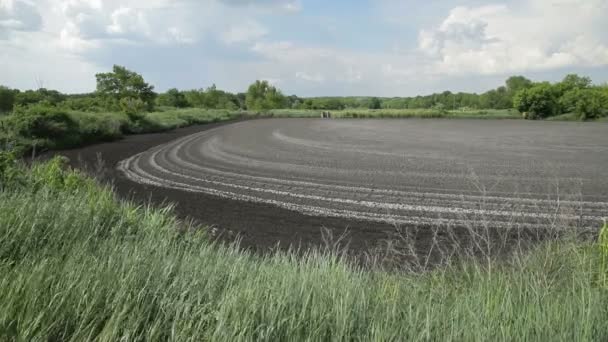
55;119;608;257
120;118;608;226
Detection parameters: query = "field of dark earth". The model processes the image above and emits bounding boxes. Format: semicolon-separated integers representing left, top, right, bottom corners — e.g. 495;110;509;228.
46;118;608;262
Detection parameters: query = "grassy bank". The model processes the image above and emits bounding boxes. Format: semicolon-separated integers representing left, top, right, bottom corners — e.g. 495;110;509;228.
1;154;607;341
0;107;249;156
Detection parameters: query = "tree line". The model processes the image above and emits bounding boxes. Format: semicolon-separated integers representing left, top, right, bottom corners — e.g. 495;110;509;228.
1;65;607;120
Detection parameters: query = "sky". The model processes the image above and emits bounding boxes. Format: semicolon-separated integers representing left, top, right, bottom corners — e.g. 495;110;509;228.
1;0;607;96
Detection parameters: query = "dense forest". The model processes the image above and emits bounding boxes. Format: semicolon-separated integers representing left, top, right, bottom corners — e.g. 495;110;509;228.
1;65;607;120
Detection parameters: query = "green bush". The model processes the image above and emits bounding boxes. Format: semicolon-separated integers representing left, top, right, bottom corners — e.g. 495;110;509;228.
575;88;608;120
7;105;78;147
71;112;124;142
0;86;17;113
119;97;147;121
514;83;561;119
156;88;189;108
59;95;109;113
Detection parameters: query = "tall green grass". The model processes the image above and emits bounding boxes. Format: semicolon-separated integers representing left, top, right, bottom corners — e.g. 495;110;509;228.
1;156;607;341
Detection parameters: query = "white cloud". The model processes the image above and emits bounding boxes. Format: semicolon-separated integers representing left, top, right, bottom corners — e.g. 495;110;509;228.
107;7;150;37
59;20;99;52
0;31;100;92
221;20;268;45
59;0;102;16
295;71;325;83
51;0;213;50
218;0;301;12
0;0;42;37
418;0;608;75
252;41;367;84
165;27;195;44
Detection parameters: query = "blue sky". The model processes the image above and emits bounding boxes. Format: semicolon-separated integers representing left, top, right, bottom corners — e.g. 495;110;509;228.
1;0;607;96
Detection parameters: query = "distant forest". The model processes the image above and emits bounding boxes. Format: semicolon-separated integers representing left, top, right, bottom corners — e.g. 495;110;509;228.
1;65;607;120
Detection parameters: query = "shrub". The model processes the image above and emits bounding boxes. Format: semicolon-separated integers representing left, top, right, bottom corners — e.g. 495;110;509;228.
514;83;560;119
7;105;78;146
30;156;94;193
119;97;147;121
245;80;286;111
0;86;17;113
70;112;124;142
156;88;189;108
574;88;608;120
60;95;109;112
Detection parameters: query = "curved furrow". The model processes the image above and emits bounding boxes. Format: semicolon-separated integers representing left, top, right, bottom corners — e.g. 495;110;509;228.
118;119;608;229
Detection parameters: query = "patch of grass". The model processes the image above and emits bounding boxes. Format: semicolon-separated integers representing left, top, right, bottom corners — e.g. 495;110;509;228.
3;107;249;156
1;155;608;340
446;108;521;119
145;108;246;129
267;108;522;119
546;112;580;121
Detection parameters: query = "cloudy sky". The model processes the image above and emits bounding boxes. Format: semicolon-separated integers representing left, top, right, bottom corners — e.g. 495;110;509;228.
1;0;607;96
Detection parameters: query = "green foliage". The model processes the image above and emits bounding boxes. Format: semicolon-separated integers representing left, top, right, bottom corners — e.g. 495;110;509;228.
7;105;78;146
59;93;109;112
0;150;22;189
505;75;533;95
514;83;560;119
146;108;244;129
559;74;592;93
0;86;18;113
119;97;147;121
245;80;286;111
156;88;189;108
369;97;382;109
600;220;608;287
574;88;608;120
3;106;127;154
96;65;156;111
30;156;94;193
11;88;66;108
183;85;240;110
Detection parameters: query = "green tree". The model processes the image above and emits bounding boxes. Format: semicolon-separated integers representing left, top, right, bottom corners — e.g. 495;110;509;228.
245;80;286;111
183;89;205;107
95;65;156;111
574;88;608;120
513;83;560;119
506;76;533;96
14;88;66;108
0;86;17;113
557;74;593;113
559;74;592;93
157;88;189;108
369;97;382;109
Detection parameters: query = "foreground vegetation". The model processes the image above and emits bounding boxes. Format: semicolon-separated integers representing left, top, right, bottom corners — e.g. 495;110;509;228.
0;153;607;340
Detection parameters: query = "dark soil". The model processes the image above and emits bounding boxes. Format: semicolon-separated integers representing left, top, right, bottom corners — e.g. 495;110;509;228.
39;120;578;268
